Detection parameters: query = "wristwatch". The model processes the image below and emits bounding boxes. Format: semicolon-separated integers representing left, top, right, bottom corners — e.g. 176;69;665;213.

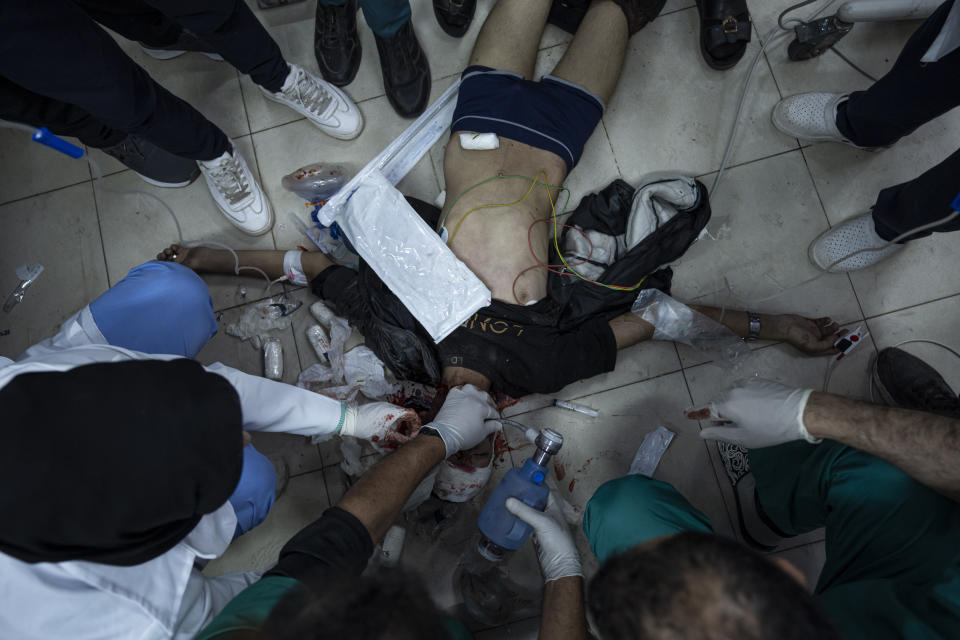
746;312;761;341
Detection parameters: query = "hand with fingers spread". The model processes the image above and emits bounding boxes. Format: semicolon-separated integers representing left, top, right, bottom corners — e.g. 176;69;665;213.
687;377;820;448
773;315;844;356
340;402;421;452
506;493;582;583
422;384;502;458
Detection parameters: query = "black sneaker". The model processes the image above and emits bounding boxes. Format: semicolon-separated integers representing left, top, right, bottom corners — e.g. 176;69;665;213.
547;0;591;35
100;135;200;188
140;29;223;61
433;0;476;38
717;442;795;551
374;21;430;118
314;0;362;87
873;347;960;418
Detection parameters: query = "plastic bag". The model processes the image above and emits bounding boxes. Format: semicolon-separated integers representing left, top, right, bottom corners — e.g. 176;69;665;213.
632;288;753;371
224;296;301;349
281;163;348;203
333;170;491;342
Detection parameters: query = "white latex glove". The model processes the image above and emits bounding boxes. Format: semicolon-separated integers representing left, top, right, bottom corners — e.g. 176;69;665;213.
340;402;421;452
424;384;501;457
505;494;582;583
690;378;820;448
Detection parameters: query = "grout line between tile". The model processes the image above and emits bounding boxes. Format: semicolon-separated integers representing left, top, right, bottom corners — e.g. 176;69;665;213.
86;180;113;290
0;177;96;209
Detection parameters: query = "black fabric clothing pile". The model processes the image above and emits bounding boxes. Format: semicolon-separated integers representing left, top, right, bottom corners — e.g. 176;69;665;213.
0;359;244;566
312;180;711;396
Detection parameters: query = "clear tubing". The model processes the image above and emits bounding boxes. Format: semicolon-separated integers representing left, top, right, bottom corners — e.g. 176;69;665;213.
86;156;286;295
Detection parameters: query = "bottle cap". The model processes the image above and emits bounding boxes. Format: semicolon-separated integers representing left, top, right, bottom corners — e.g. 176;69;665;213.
533;471;545;484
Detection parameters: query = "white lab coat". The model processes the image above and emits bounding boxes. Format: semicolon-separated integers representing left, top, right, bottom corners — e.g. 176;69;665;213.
0;307;346;639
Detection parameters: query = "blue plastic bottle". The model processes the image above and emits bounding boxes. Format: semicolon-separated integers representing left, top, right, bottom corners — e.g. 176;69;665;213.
477;429;563;561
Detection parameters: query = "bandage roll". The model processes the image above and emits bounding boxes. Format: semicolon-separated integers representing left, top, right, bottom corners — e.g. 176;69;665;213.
309;301;336;327
263;338;283;380
307;324;331;361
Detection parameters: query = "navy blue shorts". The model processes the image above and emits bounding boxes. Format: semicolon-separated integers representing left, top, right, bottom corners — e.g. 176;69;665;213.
451;65;605;171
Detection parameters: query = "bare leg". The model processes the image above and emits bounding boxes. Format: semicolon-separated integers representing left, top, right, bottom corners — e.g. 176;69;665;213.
549;0;629;103
468;0;553;78
156;245;333;282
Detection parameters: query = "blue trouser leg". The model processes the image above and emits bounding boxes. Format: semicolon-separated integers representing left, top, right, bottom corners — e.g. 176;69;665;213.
320;0;411;37
89;261;218;358
229;445;278;538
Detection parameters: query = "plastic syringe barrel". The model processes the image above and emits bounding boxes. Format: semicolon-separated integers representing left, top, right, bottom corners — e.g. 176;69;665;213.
32;127;84;158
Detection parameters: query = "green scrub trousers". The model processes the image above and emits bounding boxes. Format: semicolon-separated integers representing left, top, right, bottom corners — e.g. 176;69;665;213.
582;441;960;639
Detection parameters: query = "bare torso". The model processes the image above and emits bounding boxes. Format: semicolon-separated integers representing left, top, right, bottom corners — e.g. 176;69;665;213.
441;135;568;305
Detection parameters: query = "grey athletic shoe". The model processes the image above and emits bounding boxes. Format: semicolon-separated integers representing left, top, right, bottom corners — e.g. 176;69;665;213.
873;347;960;418
140;29;223;61
716;441;795;551
100;135;200;188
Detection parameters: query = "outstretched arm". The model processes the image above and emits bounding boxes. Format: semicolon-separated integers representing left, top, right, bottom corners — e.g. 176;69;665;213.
609;305;842;356
157;245;334;283
694;378;960;502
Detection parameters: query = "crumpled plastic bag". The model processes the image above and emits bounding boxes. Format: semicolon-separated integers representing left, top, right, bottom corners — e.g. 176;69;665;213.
225;296;301;349
632;288;753;373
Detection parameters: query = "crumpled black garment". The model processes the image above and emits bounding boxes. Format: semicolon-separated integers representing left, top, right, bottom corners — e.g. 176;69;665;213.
547;178;712;329
313;197;443;386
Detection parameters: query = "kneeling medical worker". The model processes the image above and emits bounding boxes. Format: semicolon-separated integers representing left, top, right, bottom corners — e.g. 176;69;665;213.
0;260;415;640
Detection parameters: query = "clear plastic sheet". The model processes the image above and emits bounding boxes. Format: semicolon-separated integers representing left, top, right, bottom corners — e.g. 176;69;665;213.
632;288;753;372
628;426;675;477
334;170;491;342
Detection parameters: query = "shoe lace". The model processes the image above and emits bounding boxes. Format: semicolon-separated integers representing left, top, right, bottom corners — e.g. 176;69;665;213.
282;66;335;119
208;154;251;206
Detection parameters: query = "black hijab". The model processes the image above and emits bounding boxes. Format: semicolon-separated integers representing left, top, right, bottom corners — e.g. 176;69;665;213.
0;358;244;566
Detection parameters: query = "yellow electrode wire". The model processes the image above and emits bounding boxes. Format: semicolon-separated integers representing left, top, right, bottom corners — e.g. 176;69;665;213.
447;172;550;243
442;173;647;292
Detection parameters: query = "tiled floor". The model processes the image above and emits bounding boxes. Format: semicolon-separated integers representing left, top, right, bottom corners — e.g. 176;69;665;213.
2;0;959;637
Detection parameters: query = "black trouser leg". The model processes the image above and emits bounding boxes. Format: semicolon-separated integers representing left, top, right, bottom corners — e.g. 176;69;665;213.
832;0;960;240
836;0;960;146
0;0;230;160
71;0;183;48
872;148;960;241
0;77;126;148
82;0;291;93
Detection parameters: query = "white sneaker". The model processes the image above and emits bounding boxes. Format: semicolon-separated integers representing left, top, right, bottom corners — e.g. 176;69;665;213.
261;63;363;140
772;92;874;149
197;148;273;236
808;212;902;272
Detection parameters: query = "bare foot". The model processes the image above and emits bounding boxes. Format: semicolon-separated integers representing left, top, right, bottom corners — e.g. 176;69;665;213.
156;244;197;269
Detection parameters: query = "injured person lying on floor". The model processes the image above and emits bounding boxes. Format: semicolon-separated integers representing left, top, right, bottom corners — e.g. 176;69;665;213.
157;0;843;494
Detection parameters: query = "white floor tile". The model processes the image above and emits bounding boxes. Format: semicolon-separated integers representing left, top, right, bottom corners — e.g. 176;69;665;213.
604;7;796;182
865;295;960;393
0;130;91;205
94;136;278;310
204;468;330;576
0;182;109;358
671;151;863;334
